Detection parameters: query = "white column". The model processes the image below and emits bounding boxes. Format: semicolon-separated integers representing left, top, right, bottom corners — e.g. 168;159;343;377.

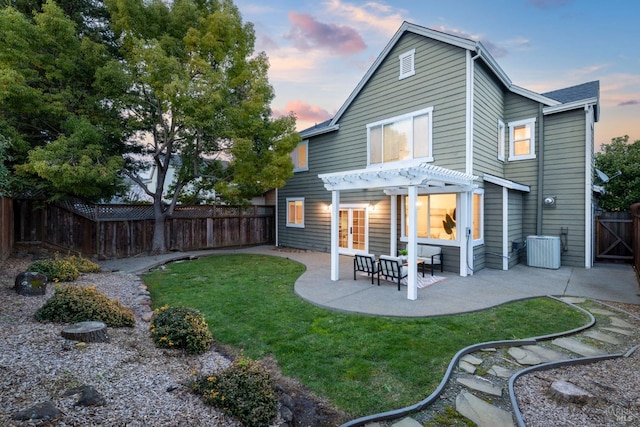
330;190;340;281
390;195;397;257
459;193;469;277
407;186;418;300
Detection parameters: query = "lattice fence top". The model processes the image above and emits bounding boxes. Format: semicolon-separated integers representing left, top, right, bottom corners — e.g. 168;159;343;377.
55;199;274;222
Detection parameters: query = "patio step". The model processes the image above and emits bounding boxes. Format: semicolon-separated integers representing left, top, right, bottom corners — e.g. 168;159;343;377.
374;298;640;427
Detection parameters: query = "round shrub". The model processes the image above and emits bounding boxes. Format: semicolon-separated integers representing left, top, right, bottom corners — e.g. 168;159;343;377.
35;285;135;327
67;255;101;273
191;357;278;427
150;306;213;355
29;258;79;282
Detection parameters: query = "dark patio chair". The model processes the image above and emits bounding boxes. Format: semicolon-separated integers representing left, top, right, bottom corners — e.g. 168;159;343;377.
378;255;408;291
354;254;378;284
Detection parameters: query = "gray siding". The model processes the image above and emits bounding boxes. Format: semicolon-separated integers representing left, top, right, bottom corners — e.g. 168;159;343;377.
279;31;470;265
473;63;505;177
508;191;524;268
483;183;504;269
540;109;587;267
504;93;541;239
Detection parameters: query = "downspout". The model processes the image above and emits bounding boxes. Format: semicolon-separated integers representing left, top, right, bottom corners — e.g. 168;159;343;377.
536;104;544;235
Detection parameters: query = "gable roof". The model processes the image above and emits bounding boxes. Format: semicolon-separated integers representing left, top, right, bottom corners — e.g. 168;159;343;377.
542;81;599;104
300;21;599;137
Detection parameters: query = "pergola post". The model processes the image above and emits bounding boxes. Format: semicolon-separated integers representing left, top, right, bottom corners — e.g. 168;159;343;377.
330;190;340;281
390;194;397;257
407;185;418;300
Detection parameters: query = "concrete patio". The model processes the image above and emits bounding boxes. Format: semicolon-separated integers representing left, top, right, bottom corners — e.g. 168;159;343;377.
100;245;640;317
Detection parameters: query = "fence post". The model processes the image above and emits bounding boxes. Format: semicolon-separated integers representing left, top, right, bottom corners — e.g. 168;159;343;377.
631;203;640;283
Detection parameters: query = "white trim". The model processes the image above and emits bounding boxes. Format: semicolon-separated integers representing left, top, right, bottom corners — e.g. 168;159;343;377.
337;204;370;256
585;105;594;268
497;119;505;162
508;118;537;161
285;197;305;228
543;97;598;116
399;49;416;80
291;140;309;172
502;187;508;270
510;85;561;106
465;50;474;175
367;107;434;166
330;191;340;280
299;124;339;139
472;190;484;245
483;173;530;192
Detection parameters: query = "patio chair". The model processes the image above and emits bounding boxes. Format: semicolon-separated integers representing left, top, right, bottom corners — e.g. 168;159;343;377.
377;255;408;291
416;245;443;276
354;254;379;284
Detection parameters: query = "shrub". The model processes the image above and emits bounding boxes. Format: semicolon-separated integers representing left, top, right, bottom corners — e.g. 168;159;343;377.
191;356;278;427
29;258;79;282
150;306;213;355
67;255;101;273
35;285;135;327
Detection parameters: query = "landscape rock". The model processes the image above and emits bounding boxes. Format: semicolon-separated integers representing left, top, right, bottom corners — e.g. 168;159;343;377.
65;385;106;407
14;271;48;296
11;401;61;421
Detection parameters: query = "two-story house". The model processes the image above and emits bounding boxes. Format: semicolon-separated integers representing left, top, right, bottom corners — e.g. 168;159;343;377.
277;22;599;299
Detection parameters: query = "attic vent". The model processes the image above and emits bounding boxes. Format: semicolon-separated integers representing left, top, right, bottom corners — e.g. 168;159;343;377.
399;49;415;80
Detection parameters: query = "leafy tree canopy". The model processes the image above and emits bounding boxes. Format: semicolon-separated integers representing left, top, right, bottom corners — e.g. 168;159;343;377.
594;135;640;211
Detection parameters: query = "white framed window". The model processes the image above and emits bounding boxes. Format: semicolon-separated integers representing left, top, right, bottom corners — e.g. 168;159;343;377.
401;194;458;242
399;49;415;80
286;198;304;228
472;190;484;243
497;120;505;162
291;140;308;172
508;118;536;161
367;107;433;166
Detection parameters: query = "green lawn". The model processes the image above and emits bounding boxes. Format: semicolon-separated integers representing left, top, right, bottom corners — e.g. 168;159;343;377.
143;253;588;417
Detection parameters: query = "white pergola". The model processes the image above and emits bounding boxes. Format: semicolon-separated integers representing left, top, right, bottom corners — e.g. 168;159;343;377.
319;162;477;300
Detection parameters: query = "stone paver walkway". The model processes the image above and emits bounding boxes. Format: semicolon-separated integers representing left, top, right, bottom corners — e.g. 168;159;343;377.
363;297;640;427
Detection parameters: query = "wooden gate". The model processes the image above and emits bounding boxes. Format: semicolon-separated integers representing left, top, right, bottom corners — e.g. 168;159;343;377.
595;212;633;263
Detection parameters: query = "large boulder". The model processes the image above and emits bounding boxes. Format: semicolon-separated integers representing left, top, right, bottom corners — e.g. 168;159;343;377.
14;271;48;296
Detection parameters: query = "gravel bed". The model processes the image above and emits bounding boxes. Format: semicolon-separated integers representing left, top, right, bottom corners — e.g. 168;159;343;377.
0;256;239;427
2;253;639;426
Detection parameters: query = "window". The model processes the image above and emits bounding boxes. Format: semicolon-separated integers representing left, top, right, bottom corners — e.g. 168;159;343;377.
402;194;457;241
497;120;505;162
399;49;415;80
472;191;483;242
291;140;308;172
368;107;433;165
508;118;536;160
286;198;304;227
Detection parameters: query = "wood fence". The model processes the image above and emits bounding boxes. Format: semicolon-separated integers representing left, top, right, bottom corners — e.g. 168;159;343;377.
632;203;640;283
0;197;13;263
13;199;275;259
595;211;633;263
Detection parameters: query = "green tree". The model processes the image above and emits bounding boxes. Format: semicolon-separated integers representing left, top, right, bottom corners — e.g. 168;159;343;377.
0;1;126;200
594;135;640;211
103;0;299;253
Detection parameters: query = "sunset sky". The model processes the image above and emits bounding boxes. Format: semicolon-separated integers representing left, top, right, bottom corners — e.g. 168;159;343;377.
235;0;640;150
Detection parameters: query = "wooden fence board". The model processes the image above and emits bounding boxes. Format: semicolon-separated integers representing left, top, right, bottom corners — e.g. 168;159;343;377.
595;212;633;262
12;199;275;259
0;197;13;262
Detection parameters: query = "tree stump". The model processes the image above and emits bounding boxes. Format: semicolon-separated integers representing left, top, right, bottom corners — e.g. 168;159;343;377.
549;380;594;404
61;321;109;343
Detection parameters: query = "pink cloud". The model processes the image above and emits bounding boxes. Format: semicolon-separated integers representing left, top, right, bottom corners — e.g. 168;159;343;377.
273;100;333;124
618;100;639;107
284;11;366;56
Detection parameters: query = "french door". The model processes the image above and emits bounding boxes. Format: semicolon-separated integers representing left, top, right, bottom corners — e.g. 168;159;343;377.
338;206;368;255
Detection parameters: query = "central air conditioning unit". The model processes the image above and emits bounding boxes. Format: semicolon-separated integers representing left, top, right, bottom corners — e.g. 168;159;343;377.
526;235;561;269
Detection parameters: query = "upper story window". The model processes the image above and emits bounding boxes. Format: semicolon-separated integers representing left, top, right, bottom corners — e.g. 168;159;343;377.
291;140;308;172
497;120;505;162
399;49;415;80
286;197;304;228
508;118;536;161
368;107;433;166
